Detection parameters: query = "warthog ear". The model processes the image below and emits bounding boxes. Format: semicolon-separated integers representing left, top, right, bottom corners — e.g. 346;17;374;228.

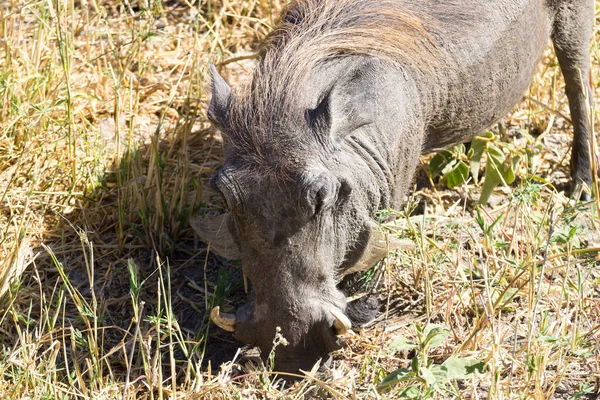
343;223;414;276
309;57;380;138
190;212;241;260
208;64;233;130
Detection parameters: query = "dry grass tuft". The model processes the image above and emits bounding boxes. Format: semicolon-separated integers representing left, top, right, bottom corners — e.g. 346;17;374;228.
0;0;598;399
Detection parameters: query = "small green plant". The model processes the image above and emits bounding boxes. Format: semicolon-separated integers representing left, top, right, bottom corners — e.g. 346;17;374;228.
377;324;486;398
428;143;470;189
267;327;289;372
429;129;544;203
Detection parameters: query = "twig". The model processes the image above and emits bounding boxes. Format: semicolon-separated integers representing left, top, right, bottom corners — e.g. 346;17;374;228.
526;210;555;351
122;301;145;400
524;96;572;123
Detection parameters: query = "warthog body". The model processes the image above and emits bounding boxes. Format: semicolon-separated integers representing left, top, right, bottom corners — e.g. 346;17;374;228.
194;0;594;372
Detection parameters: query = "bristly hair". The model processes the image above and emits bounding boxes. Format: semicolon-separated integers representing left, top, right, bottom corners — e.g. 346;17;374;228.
225;0;473;166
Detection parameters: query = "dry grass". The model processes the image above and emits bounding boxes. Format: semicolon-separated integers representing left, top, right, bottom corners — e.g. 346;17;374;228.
0;0;598;399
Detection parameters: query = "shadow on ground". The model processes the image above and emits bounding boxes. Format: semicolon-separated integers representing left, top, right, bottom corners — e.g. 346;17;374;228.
10;116;253;382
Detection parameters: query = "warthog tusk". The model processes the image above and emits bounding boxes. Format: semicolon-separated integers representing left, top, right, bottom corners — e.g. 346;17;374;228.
211;306;236;332
330;308;352;335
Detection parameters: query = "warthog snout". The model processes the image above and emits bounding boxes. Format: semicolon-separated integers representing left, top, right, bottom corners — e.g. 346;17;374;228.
221;299;352;372
211;305;351;336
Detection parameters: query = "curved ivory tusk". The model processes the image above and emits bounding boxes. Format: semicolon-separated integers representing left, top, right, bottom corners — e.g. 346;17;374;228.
330;308;352;335
211;306;236;332
340;224;415;278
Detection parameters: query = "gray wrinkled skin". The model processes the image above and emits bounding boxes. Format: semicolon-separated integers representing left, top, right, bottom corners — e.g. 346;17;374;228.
195;0;594;372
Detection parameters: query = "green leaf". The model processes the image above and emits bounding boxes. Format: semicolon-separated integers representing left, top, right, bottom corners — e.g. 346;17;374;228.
469;137;488;183
571;348;593;357
429;364;449;386
504;160;515;184
508;154;522;184
422;325;451;350
420;366;437;387
389;336;418;353
534;335;558;343
487;143;506;174
411;355;420;373
552;225;581;248
491;287;520;309
377;368;412;392
399;386;422;399
442;357;486;380
453;143;466;156
442;160;469;188
520;129;535;142
568;225;578;240
479;150;504;204
429;151;453;177
479;145;505;204
485;211;504;236
440;159;459;176
475;207;485;230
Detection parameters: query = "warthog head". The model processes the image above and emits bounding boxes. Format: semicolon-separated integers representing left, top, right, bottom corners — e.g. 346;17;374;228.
193;60;412;372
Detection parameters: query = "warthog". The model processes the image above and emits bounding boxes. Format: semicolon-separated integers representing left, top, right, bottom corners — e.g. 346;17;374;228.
193;0;594;372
